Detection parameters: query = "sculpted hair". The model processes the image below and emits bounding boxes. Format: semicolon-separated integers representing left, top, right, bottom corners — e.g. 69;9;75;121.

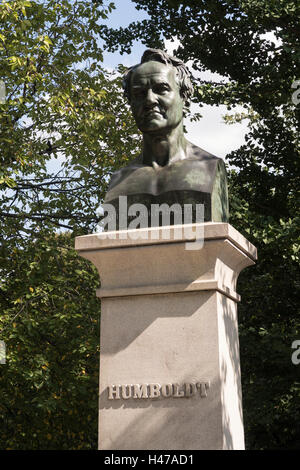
123;48;194;105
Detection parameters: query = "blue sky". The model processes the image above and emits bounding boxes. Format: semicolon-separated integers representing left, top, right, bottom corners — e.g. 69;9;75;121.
105;0;148;29
102;0;150;69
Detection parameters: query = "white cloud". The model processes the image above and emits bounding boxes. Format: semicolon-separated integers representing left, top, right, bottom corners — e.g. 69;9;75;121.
259;31;282;48
185;104;248;159
165;37;248;160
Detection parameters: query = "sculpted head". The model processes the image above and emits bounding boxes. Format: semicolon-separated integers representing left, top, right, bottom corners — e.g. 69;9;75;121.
123;49;194;134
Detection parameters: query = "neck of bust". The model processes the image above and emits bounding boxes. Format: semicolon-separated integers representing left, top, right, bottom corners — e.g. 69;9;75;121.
142;122;187;167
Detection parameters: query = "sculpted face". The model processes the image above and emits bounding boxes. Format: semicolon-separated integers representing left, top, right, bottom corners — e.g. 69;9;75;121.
130;61;183;134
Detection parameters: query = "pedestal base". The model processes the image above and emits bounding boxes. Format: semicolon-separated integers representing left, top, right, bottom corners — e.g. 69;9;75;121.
75;223;257;450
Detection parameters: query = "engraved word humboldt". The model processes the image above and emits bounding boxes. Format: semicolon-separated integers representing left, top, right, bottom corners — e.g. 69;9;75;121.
107;382;210;400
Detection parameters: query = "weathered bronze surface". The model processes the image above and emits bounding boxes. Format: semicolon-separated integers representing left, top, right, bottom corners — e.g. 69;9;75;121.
104;49;229;227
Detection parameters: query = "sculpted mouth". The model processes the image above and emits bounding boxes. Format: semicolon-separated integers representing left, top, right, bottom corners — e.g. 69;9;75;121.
144;109;163;117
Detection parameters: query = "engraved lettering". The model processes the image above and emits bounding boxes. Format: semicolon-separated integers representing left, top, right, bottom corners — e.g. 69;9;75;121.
133;383;149;399
108;384;121;400
149;383;161;398
121;384;132;399
185;382;196;397
161;383;173;397
197;381;210;397
107;381;210;399
173;383;185;397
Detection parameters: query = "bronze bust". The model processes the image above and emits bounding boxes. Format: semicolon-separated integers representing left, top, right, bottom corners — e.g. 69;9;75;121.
104;49;229;227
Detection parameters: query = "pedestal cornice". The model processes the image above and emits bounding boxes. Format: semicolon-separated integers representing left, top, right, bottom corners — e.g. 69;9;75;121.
75;223;257;302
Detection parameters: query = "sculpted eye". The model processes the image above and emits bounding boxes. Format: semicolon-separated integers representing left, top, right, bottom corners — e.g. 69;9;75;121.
132;88;146;97
153;84;170;94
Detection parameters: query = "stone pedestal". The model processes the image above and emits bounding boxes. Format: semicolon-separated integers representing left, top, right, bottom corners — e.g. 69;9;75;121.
75;223;257;450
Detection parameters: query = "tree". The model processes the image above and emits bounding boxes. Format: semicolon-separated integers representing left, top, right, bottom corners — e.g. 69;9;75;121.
0;0;141;449
0;0;140;238
0;233;100;449
100;0;300;449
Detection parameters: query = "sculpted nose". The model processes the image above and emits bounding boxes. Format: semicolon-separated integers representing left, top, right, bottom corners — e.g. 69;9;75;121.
145;88;157;105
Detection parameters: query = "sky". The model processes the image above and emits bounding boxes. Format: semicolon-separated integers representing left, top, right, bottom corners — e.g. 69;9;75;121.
101;0;250;160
